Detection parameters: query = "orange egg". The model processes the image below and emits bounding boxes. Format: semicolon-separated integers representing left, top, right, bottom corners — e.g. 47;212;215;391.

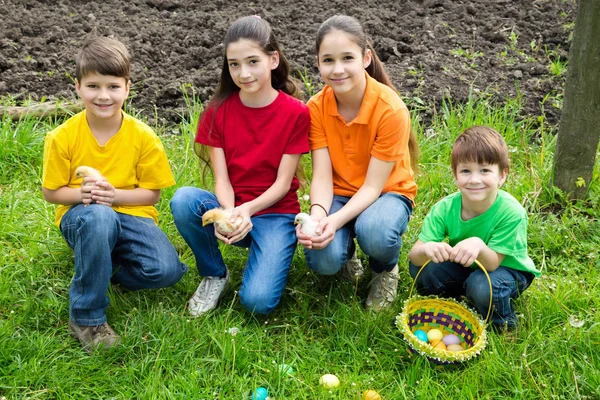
363;389;382;400
431;341;447;350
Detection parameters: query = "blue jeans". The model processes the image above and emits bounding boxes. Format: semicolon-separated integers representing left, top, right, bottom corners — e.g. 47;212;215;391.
170;187;297;315
408;261;534;327
60;204;187;326
305;193;413;275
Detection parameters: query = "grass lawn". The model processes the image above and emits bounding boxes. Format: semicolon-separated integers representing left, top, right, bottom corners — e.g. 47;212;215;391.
1;93;599;399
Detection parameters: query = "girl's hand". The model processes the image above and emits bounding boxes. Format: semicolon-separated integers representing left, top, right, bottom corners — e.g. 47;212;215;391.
305;215;338;250
223;204;253;244
296;219;317;248
422;241;453;264
449;237;484;267
91;180;115;206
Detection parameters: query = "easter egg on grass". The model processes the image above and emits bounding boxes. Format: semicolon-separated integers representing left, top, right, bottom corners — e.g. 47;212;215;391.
413;329;428;343
319;374;340;389
252;387;268;400
363;389;382;400
278;364;294;376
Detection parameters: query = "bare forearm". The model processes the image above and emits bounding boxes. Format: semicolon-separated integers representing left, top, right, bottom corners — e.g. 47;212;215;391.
215;180;235;209
42;186;83;205
245;178;290;216
408;241;430;266
330;185;380;227
113;188;160;206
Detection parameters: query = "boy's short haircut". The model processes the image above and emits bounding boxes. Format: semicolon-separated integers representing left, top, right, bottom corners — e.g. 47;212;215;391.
75;37;131;81
451;126;510;174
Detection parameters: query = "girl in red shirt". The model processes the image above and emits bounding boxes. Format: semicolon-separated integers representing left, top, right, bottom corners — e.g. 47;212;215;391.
171;16;310;316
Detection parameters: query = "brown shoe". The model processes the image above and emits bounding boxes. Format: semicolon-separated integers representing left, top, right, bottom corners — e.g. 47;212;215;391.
69;321;121;353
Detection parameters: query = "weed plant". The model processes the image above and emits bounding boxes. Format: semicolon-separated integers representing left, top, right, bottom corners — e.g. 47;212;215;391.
0;92;599;399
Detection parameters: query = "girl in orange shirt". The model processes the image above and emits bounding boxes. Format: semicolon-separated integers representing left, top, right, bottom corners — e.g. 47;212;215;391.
296;15;418;311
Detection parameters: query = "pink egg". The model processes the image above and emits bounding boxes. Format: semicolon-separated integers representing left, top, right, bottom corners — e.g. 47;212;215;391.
442;334;460;346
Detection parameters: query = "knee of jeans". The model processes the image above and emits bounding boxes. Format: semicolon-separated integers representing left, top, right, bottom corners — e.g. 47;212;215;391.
77;205;117;233
240;291;277;315
465;273;493;311
305;249;344;275
170;187;199;220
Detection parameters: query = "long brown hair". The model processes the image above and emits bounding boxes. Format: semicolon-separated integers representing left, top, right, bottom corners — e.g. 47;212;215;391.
315;15;419;171
195;16;305;185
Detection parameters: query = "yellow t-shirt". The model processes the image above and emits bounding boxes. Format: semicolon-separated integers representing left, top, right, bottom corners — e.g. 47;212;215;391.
307;72;417;202
42;110;176;226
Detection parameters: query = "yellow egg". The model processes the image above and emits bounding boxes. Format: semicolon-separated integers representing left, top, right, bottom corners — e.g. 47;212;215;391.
447;344;465;352
427;328;443;342
431;340;447;351
363;389;382;400
319;374;340;389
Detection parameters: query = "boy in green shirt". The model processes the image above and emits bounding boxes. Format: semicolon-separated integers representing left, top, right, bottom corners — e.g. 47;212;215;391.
408;126;539;330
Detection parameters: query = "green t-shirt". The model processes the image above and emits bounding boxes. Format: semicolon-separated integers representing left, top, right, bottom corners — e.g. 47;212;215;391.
419;190;539;277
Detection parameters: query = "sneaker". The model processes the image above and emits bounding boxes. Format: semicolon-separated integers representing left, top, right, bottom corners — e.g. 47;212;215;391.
68;321;121;353
340;250;365;282
365;265;399;312
187;269;229;317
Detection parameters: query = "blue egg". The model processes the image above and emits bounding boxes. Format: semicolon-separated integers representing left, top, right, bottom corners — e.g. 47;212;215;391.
414;329;429;343
252;387;268;400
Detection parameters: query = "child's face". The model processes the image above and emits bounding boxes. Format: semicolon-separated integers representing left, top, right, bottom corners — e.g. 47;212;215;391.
76;73;130;122
226;39;279;101
316;30;371;97
454;161;507;208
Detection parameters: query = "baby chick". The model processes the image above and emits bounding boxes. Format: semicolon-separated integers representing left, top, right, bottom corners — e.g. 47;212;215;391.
202;208;242;234
75;166;103;180
294;212;320;237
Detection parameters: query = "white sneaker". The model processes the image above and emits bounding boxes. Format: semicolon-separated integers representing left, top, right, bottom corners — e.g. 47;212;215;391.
187;269;229;317
365;265;399;312
341;250;365;282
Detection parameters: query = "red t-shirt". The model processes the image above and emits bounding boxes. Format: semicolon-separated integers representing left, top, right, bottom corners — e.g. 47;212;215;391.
196;91;310;215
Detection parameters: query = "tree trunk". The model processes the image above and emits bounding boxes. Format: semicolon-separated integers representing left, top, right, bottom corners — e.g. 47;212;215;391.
552;0;600;200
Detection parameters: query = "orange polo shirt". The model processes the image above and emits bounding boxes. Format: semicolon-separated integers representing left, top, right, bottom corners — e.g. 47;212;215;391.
307;72;417;203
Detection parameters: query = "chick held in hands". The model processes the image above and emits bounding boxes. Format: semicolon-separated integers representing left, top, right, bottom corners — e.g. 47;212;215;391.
294;212;320;237
75;166;103;206
202;208;242;234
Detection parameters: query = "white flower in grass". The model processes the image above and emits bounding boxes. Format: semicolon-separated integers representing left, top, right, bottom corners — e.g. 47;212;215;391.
302;194;310;201
569;315;584;328
227;327;240;336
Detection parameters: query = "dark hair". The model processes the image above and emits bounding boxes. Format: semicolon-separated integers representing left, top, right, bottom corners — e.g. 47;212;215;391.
196;16;305;184
76;37;131;81
315;15;419;171
451;126;510;174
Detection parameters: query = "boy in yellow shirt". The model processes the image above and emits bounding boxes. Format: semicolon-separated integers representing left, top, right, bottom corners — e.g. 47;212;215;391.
42;37;187;352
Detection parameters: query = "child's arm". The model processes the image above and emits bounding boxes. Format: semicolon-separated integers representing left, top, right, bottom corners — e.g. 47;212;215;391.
409;239;454;266
42;186;86;205
92;181;161;206
450;237;505;272
211;147;235;209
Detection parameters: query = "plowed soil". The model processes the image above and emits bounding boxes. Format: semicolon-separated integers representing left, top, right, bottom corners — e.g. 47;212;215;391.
0;0;575;125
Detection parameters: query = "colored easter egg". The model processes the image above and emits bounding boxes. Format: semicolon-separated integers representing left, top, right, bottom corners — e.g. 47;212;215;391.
319;374;340;389
414;329;429;343
427;328;443;342
447;344;465;352
363;389;382;400
252;387;268;400
431;340;447;351
442;334;461;346
278;363;294;376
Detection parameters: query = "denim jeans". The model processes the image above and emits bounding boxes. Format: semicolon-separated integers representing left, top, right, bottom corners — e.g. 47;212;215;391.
408;261;534;327
170;187;297;315
305;193;413;275
60;204;188;326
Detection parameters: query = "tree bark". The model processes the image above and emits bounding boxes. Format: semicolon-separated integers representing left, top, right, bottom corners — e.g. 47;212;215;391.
0;101;82;121
552;0;600;199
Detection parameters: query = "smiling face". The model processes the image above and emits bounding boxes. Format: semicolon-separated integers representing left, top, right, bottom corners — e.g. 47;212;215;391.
454;161;507;212
226;38;279;105
316;30;371;98
75;72;129;123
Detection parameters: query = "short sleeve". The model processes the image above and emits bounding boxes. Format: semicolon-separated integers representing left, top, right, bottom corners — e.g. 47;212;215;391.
371;107;410;162
284;105;310;155
195;105;222;148
307;96;328;151
136;133;176;189
418;201;448;243
42;131;71;190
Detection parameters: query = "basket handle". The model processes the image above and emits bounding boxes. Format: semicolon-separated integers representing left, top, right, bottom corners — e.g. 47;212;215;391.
409;259;493;324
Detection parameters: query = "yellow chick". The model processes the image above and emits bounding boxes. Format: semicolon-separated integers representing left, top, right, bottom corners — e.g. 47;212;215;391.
202;208;242;234
75;166;103;181
294;212;319;237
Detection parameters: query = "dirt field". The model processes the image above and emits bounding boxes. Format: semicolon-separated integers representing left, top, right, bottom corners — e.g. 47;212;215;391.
0;0;575;125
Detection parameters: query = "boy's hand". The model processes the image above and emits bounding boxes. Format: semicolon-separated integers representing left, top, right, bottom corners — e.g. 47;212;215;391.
90;180;115;206
80;176;103;205
449;237;485;267
422;242;453;264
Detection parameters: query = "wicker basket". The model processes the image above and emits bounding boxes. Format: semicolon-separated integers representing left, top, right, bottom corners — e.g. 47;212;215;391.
396;260;492;364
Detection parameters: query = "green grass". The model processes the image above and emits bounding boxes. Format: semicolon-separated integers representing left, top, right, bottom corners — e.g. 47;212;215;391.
1;92;599;399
